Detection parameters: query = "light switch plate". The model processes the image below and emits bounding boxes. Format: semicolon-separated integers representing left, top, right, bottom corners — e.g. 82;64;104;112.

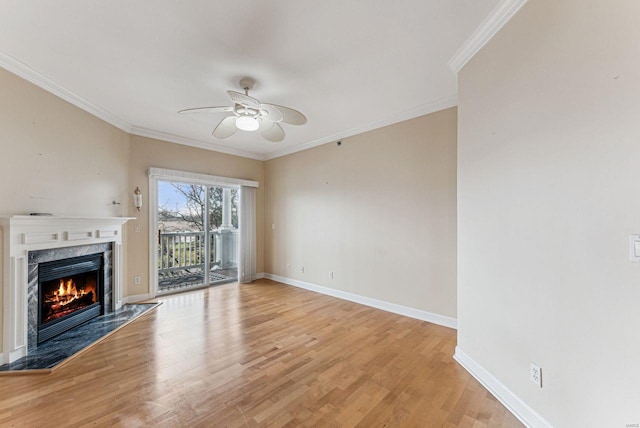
629;235;640;262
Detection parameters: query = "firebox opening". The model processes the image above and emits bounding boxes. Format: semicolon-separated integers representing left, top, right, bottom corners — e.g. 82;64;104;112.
37;252;105;344
40;272;98;324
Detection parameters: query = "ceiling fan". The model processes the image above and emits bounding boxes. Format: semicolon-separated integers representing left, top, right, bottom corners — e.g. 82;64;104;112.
178;77;307;142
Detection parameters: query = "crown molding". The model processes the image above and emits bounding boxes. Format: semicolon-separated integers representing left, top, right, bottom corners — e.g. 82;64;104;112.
128;126;266;161
0;50;265;161
448;0;528;73
0;48;457;163
0;50;131;132
263;94;458;161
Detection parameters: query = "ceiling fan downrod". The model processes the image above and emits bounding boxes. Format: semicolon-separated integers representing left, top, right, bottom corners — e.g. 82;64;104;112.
239;77;255;96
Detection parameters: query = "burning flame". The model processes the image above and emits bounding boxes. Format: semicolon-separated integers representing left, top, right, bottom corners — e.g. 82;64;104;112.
46;278;95;309
42;276;97;324
53;279;88;305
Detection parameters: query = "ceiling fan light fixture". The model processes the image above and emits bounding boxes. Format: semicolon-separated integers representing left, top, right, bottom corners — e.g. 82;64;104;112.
179;77;307;141
235;115;259;131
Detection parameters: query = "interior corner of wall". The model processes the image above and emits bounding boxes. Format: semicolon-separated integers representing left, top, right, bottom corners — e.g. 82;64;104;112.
0;228;4;353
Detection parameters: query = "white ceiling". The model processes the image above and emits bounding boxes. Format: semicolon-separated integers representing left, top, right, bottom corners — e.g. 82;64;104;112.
0;0;501;160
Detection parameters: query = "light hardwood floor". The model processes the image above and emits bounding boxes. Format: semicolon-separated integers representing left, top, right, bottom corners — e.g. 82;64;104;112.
0;279;522;427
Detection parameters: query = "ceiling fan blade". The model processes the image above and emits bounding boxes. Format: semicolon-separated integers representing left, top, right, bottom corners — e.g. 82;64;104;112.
227;91;261;109
262;104;307;125
259;103;284;122
212;116;238;139
178;106;234;114
258;117;285;142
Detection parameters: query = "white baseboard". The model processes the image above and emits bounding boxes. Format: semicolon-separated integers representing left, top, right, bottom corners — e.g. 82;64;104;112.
454;347;552;428
0;352;5;365
255;272;265;280
262;273;457;329
120;293;152;305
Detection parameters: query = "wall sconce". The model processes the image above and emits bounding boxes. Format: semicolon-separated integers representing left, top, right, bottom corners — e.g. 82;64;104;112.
133;187;143;211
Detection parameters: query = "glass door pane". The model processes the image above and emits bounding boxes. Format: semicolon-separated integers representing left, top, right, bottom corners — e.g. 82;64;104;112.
157;181;207;293
208;187;239;284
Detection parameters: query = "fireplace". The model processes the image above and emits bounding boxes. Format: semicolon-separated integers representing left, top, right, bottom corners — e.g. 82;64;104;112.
1;215;131;364
37;253;104;344
27;242;113;351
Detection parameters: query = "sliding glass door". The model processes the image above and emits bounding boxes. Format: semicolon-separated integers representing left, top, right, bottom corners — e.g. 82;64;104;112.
207;187;239;283
156;180;238;294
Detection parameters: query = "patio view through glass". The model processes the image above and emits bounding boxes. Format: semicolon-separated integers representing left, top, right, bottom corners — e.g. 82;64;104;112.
157;181;239;293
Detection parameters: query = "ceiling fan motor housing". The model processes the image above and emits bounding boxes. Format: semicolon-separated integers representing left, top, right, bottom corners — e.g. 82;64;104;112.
239;77;255;92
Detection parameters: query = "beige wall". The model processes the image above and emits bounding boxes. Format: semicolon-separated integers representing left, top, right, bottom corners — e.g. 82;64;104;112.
265;108;457;318
0;67;131;354
458;0;640;425
0;68;131;216
127;135;265;297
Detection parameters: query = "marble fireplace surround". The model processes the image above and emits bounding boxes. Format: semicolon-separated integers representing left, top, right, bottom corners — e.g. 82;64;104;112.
0;216;133;364
27;242;112;352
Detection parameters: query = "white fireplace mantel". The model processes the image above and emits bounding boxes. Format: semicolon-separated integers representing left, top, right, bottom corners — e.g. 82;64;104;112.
0;215;134;364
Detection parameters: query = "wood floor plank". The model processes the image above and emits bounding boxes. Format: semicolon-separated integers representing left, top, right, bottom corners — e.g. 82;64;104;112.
0;279;523;427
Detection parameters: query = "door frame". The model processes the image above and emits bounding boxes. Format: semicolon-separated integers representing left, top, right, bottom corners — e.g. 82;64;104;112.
148;167;258;298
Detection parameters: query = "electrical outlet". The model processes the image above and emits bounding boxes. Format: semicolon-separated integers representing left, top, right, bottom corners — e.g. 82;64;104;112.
300;266;305;273
329;271;334;279
287;264;291;271
530;362;542;387
134;223;141;233
134;276;141;285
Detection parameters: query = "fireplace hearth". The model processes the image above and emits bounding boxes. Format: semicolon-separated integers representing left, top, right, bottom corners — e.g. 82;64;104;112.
38;253;104;344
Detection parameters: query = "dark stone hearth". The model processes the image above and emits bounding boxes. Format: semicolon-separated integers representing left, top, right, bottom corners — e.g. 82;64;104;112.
0;303;158;372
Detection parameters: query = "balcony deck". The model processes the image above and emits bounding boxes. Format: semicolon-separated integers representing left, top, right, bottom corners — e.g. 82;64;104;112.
158;268;238;293
157;229;239;293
